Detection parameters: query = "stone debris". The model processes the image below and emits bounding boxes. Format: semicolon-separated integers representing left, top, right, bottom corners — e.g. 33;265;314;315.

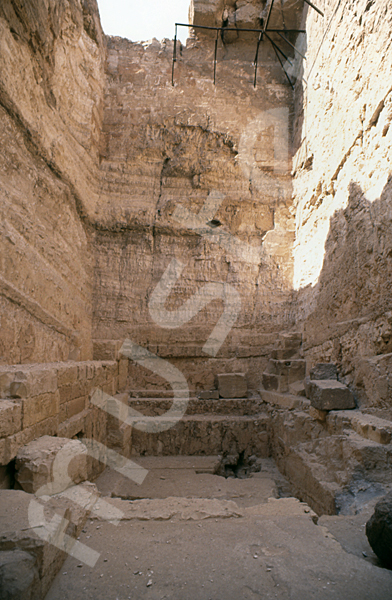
0;483;99;599
15;436;88;494
91;496;244;522
366;491;392;568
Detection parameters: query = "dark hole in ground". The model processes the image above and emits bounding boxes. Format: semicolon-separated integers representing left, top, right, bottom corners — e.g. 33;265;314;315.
215;453;293;498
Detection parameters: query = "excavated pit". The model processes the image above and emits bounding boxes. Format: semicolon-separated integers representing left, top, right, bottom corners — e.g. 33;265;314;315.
1;0;392;597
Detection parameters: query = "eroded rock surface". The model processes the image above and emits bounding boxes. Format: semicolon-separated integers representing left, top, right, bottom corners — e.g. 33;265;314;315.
366;491;392;568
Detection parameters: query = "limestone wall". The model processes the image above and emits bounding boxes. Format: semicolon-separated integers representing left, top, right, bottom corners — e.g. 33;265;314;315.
92;22;299;390
0;0;301;384
0;0;106;363
292;0;392;412
0;358;123;472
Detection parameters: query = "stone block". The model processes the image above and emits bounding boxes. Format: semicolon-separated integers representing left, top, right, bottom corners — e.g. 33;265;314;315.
289;381;306;397
107;421;132;457
9;381;28;399
118;358;128;391
22;391;60;428
272;348;299;360
56;364;78;387
0;484;99;597
217;373;247;398
0;400;22;438
269;359;306;382
57;410;88;439
59;381;88;404
12;368;58;398
0;371;13;399
307;380;355;411
93;340;122;361
278;332;302;350
59;396;86;423
198;390;220;400
15;436;88;495
101;380;117;397
0;416;59;466
262;372;279;392
189;0;223;32
310;363;338;381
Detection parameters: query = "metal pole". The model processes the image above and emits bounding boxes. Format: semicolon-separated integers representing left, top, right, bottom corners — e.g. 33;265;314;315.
263;0;275;34
276;31;306;60
175;22;306;33
264;32;293;66
253;32;262;88
172;24;177;86
268;37;294;90
303;0;324;17
213;28;219;85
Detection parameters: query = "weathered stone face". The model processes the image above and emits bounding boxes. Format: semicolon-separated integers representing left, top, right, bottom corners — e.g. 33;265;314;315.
91;19;298;389
15;435;89;494
217;373;247;398
292;0;392;412
0;0;300;388
0;0;106;364
189;0;305;40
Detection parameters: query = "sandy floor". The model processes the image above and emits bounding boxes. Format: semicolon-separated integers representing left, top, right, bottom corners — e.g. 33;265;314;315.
45;457;392;600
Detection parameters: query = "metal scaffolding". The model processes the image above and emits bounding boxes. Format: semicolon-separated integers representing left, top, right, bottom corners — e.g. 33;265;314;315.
171;0;324;89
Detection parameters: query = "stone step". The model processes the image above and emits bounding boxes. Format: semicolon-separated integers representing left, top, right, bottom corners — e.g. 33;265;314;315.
127;396;263;416
130;414;270;457
124;455;221;473
348;412;392;445
260;389;306;410
327;410;392;445
276;429;392;516
128;389;176;398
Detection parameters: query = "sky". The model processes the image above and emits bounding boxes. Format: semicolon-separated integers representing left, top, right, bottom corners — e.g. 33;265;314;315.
96;0;190;42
